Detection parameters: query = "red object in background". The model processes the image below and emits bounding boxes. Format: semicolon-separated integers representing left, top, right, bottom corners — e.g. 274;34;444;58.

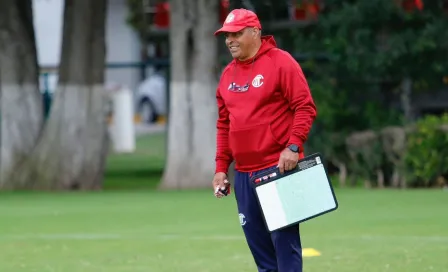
152;0;235;27
292;0;320;21
154;2;169;28
294;6;307;20
220;0;230;24
402;0;424;12
415;0;423;10
307;1;320;18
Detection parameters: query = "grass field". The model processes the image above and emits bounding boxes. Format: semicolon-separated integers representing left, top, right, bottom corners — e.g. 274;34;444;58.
0;132;447;272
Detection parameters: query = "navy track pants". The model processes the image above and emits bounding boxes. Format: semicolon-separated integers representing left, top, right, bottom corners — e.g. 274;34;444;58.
234;166;303;272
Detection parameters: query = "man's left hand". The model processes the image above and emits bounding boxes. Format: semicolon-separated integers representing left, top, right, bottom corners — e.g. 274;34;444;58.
277;148;299;174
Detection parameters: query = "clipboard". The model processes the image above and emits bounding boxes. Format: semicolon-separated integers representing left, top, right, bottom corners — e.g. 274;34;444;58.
250;153;338;233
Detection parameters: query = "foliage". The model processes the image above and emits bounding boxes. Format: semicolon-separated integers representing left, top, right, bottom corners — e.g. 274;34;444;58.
305;73;401;185
404;114;448;187
311;0;448;88
292;0;447;127
305;78;352;168
293;0;448;187
125;0;146;38
336;114;448;188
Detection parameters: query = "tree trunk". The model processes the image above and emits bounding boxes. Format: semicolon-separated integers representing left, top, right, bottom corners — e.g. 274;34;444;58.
160;0;218;189
400;77;413;124
337;162;347;187
3;0;110;190
0;0;43;187
364;180;372;189
376;169;384;188
400;175;407;189
391;169;400;188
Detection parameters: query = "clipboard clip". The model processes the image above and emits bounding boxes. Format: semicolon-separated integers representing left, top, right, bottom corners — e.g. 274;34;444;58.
250;164;300;186
253;171;278;184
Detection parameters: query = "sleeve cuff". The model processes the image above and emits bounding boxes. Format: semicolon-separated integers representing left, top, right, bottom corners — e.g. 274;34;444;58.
215;160;231;175
287;136;304;149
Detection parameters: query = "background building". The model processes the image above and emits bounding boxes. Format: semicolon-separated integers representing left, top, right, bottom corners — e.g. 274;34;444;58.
34;0;142;93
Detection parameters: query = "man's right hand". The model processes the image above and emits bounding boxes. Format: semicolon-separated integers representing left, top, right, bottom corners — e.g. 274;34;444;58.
213;172;229;198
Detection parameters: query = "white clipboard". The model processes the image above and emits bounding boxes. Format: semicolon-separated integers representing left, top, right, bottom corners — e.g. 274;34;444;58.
250;153;338;232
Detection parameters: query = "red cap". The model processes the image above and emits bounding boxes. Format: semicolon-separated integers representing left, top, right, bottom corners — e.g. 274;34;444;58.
214;9;262;36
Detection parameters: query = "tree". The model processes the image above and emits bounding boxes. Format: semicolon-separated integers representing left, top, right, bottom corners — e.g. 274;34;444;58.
307;0;448;123
0;0;43;186
0;0;109;190
160;0;219;189
282;0;448;187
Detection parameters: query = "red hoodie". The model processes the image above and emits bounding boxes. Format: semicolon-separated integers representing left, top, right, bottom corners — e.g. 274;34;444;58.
215;36;317;173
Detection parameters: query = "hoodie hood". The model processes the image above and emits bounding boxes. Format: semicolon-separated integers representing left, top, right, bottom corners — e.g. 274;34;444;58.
235;35;277;65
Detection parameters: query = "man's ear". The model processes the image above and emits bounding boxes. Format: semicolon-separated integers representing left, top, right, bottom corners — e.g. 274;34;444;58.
252;28;259;38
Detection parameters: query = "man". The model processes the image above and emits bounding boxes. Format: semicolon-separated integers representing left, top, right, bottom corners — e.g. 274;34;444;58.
212;8;317;272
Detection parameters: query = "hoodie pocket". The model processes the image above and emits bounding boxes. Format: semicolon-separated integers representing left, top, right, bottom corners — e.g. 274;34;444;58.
229;122;284;167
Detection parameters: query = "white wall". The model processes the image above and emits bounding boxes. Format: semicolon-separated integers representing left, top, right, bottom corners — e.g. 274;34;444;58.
33;0;141;92
105;0;141;91
33;0;63;67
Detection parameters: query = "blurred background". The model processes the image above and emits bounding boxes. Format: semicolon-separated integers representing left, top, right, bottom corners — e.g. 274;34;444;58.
0;0;447;271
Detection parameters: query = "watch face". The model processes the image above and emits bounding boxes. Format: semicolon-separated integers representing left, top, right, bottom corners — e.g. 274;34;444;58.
289;145;299;152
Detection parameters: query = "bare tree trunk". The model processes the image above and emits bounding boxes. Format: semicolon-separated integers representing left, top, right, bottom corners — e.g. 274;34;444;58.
160;0;218;189
400;175;407;189
3;0;109;190
337;162;347;187
391;169;400;187
401;77;413;124
376;169;384;188
364;180;372;189
0;0;43;187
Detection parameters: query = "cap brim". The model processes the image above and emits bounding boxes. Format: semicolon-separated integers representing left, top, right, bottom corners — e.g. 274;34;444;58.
214;25;246;36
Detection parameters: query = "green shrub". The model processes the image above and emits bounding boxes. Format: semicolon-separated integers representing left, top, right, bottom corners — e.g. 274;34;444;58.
404;114;448;187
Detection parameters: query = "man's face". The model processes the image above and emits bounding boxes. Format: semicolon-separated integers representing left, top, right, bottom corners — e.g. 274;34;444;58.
224;27;257;60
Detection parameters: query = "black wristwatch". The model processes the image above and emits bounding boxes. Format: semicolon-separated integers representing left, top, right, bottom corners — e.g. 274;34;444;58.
287;144;300;153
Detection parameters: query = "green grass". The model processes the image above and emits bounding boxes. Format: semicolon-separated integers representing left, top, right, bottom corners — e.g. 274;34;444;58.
103;132;166;190
0;133;447;272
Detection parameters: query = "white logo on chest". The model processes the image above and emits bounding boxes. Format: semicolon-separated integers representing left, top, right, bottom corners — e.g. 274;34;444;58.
252;74;264;88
